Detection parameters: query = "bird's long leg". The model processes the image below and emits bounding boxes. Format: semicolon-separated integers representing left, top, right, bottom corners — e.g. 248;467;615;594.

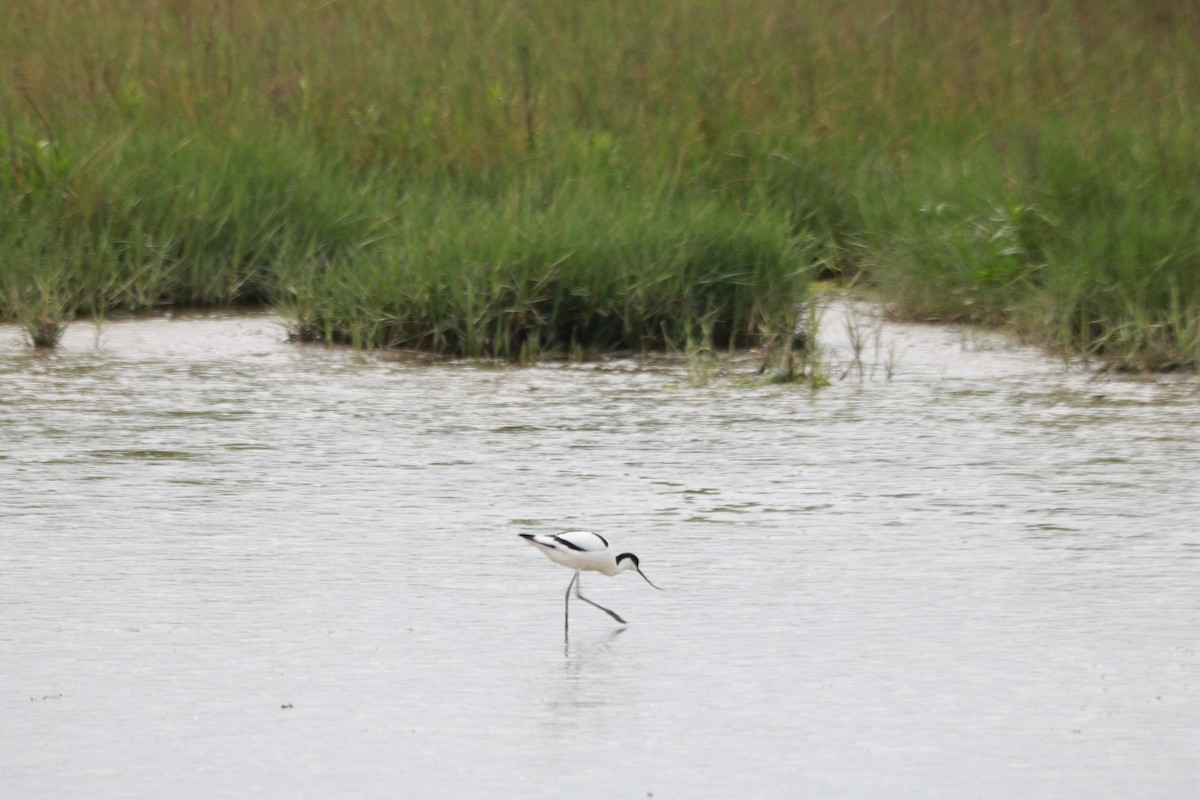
575;572;628;625
564;571;579;638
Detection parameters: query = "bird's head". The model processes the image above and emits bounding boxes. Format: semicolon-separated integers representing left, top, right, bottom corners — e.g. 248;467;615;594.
615;553;663;590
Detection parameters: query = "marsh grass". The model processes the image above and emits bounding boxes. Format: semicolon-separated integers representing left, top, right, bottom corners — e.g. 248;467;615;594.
2;0;1198;366
278;188;812;357
2;248;78;347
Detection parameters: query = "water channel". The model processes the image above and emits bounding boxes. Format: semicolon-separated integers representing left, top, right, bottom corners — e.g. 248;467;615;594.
2;302;1197;798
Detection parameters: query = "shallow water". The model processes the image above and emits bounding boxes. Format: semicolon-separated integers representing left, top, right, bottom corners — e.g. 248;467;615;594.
2;305;1197;799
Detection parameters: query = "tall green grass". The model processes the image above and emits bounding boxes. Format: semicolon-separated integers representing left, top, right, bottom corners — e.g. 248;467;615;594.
2;0;1198;367
280;188;810;355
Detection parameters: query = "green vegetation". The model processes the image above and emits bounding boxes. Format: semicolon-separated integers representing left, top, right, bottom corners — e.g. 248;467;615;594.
2;0;1198;368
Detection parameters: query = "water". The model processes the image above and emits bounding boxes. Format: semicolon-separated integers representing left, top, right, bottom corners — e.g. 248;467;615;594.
2;305;1197;799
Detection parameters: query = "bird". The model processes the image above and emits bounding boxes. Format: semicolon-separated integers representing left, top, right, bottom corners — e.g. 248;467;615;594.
519;530;662;635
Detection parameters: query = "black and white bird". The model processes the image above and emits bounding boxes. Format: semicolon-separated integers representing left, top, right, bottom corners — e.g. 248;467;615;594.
519;530;662;634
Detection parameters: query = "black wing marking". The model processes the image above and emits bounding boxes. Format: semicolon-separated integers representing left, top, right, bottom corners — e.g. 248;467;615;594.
552;530;609;551
551;534;586;551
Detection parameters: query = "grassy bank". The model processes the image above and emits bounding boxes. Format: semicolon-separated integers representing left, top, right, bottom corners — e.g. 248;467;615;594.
2;1;1198;367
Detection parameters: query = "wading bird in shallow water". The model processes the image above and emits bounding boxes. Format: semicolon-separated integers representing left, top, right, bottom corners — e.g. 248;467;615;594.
520;531;662;635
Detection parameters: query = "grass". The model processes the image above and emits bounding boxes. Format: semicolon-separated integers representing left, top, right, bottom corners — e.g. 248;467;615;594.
2;0;1198;368
279;188;811;356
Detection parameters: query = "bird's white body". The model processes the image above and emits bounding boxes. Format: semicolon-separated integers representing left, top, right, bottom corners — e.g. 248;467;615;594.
520;530;631;576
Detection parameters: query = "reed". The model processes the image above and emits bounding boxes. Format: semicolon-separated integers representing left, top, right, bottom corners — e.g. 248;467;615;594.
1;0;1197;367
278;186;811;356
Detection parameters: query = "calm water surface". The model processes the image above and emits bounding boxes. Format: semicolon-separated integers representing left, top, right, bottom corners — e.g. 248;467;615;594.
2;305;1197;799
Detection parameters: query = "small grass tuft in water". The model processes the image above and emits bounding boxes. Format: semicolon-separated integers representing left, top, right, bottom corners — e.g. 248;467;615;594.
3;257;77;349
24;316;68;349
